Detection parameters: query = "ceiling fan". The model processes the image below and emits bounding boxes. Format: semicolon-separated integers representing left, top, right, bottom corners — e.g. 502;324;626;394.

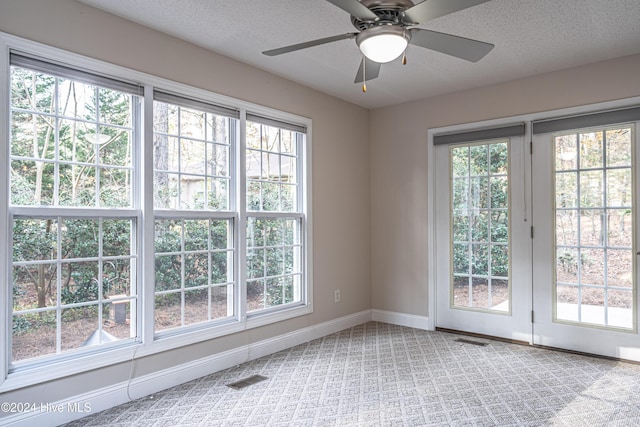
263;0;494;91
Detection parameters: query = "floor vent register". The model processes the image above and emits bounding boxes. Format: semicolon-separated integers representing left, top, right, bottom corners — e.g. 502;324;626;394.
454;338;489;347
226;374;268;390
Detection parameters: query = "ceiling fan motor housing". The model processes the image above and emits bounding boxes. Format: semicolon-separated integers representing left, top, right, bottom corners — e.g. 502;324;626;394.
350;0;418;31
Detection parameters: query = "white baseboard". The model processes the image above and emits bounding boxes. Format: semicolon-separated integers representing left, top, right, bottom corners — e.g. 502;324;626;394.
1;310;372;427
3;308;430;427
1;381;131;427
371;309;432;330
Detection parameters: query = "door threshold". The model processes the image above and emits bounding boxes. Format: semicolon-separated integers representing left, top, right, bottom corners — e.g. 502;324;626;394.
436;327;640;365
530;343;640;365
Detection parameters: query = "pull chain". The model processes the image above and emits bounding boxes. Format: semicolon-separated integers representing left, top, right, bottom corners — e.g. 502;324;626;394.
362;56;367;93
402;38;408;65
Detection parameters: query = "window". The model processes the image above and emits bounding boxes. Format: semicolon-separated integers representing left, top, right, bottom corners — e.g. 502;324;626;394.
245;119;305;312
154;218;234;332
554;126;634;328
450;140;510;311
152;92;237;334
3;44;310;383
9;54;140;363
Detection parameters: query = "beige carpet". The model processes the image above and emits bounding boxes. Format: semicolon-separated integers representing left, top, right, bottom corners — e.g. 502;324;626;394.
64;322;640;426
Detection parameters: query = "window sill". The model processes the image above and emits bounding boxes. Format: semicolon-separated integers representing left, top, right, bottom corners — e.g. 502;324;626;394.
0;303;312;393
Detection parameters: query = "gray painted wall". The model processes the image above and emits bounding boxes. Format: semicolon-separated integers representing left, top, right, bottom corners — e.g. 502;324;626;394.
370;54;640;316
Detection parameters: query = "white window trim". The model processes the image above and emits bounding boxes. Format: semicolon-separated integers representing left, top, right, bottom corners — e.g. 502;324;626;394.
448;139;512;314
0;32;313;392
242;120;309;318
0;35;11;389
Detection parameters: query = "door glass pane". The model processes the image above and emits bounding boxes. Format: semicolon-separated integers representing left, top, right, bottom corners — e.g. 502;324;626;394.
450;141;510;312
554;126;634;329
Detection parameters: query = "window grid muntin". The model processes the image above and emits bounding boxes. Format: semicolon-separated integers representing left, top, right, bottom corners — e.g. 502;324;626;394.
11;216;137;364
245;122;304;313
9;66;135;209
554;126;634;328
450;140;510;312
152;217;235;334
152;100;232;211
246;217;303;312
246;121;299;213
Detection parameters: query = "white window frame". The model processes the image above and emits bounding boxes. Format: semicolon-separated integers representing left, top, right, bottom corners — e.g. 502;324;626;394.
243;117;307;317
448;139;511;313
150;91;239;337
551;125;635;329
0;32;313;391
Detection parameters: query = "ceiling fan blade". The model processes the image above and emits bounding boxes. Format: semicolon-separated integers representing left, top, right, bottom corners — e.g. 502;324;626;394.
354;58;381;83
325;0;378;21
409;29;494;62
263;33;357;56
404;0;491;24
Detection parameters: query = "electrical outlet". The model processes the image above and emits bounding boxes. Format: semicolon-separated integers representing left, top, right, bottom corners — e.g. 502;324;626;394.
334;289;341;303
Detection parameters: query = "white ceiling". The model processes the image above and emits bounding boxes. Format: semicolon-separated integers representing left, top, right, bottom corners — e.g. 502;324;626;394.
77;0;640;109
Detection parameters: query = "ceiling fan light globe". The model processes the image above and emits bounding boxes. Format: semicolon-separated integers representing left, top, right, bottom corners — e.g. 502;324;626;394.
356;26;410;63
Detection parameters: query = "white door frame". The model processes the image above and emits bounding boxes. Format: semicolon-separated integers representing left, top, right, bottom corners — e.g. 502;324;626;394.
427;97;640;350
432;135;532;342
531;121;640;360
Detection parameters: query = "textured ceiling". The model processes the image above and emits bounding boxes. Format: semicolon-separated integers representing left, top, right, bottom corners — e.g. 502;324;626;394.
77;0;640;109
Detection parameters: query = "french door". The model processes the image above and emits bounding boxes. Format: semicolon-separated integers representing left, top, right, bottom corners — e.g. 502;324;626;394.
434;135;532;342
434;117;640;361
532;123;639;360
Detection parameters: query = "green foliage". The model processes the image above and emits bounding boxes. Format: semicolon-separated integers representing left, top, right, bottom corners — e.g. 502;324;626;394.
452;244;469;274
155;292;180;307
12;218;132;324
12;311;56;336
61;267;100;304
245;218;297;308
12;316;31;335
13;219;56;262
452;142;510;281
491;245;509;277
153;219;231;308
471;244;489;275
11;68;133;209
